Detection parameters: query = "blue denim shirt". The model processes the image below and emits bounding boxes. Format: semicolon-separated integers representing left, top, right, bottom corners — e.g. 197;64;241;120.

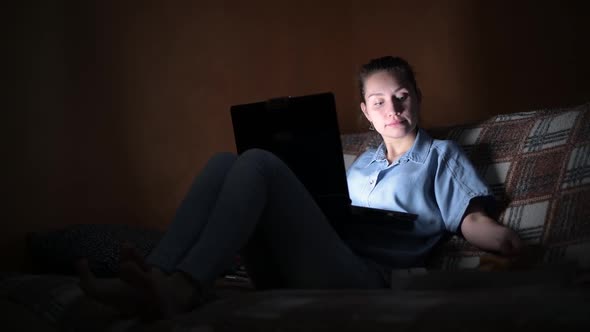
344;128;494;268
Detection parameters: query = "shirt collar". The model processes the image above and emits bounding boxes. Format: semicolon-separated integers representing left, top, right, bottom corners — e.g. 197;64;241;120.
366;128;433;166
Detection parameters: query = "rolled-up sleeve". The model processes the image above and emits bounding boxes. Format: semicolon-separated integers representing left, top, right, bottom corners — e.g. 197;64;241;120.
434;142;495;233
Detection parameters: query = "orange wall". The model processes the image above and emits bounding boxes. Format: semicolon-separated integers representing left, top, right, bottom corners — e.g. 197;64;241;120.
9;0;589;270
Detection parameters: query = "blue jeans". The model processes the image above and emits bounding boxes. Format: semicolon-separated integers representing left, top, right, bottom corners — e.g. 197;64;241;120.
146;149;387;289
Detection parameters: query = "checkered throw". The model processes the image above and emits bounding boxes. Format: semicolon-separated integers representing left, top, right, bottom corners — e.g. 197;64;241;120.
341;102;590;270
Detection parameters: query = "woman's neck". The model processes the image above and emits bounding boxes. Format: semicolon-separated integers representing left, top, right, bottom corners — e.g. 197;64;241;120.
382;129;418;163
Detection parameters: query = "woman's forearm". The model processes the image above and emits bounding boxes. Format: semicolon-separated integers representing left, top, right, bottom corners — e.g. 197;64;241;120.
460;211;523;256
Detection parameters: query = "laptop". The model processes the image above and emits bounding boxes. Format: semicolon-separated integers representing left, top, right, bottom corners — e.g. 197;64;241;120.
230;92;417;228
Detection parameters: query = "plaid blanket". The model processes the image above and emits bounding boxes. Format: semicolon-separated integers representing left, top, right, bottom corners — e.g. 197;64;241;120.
341;102;590;270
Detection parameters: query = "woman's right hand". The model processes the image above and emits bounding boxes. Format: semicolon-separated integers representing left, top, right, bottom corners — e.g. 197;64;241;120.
497;228;523;257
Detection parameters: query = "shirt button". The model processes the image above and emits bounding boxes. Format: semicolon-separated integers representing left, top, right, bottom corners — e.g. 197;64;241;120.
369;179;375;185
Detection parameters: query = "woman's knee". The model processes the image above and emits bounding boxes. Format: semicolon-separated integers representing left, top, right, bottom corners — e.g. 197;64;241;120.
238;149;284;172
207;152;237;169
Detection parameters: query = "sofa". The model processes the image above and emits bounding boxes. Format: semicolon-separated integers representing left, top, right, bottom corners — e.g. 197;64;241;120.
1;102;589;331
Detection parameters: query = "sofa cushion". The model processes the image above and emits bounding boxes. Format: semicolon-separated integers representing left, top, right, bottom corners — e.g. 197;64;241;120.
0;273;124;332
341;102;590;270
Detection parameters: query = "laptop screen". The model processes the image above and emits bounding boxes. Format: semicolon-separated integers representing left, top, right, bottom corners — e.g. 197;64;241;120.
230;92;351;218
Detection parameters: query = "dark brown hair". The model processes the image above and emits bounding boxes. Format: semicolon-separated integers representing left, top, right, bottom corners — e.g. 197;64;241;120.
358;56;421;103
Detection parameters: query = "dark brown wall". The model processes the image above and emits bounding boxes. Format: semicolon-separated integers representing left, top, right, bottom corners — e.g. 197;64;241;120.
8;0;589;270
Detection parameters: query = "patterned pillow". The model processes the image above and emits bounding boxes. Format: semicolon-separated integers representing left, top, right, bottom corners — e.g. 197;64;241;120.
27;224;246;279
341;102;590;270
27;224;164;277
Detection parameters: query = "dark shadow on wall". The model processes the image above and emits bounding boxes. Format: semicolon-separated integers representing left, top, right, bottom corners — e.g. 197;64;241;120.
464;0;590;115
58;1;150;226
9;0;154;271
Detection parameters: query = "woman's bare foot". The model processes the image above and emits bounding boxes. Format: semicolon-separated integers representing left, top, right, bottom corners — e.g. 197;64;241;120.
119;242;150;272
119;261;205;321
76;258;147;316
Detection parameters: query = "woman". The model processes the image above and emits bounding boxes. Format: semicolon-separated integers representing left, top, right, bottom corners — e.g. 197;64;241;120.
344;56;522;269
78;56;522;319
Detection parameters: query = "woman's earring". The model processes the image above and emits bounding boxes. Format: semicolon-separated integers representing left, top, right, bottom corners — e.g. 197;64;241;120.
368;122;375;131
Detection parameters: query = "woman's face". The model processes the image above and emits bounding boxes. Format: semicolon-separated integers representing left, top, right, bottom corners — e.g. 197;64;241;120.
360;70;420;140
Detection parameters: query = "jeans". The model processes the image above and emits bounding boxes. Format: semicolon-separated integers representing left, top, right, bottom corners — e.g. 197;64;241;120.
146;149;387;289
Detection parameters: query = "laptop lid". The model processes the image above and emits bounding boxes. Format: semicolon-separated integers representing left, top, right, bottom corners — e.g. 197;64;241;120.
230;92;351;217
